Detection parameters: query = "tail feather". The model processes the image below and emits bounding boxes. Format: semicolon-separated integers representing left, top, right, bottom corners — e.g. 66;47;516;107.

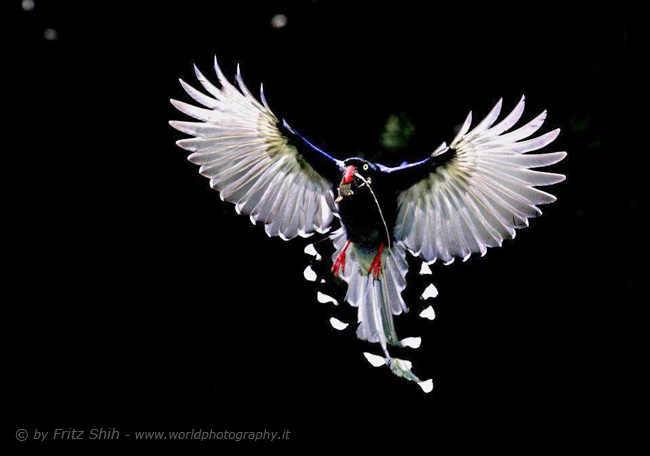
328;228;432;391
354;274;401;347
332;228;407;347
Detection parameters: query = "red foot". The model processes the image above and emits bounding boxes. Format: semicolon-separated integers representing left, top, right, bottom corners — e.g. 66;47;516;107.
368;243;385;279
332;240;351;277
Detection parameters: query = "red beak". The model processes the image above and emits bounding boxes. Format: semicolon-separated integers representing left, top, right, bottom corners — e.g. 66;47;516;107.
343;165;356;184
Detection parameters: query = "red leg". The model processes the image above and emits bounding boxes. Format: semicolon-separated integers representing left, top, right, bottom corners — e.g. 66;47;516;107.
368;243;385;279
331;240;351;277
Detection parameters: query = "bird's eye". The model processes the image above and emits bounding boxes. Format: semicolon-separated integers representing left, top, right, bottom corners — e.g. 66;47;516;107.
363;164;369;171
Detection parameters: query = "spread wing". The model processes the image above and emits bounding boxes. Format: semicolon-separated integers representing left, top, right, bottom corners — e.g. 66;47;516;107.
391;96;567;264
170;58;343;240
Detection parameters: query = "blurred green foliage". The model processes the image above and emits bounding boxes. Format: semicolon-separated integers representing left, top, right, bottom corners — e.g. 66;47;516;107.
379;113;415;155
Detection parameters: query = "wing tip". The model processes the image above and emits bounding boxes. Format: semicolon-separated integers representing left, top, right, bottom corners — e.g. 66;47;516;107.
192;63;204;80
175;138;193;150
546;127;562;144
214;54;226;80
169;98;183;109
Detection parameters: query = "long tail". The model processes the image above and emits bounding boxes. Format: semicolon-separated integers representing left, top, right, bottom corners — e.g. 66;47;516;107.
328;228;433;392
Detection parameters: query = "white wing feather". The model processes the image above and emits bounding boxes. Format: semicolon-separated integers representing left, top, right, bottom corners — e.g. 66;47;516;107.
170;59;337;240
395;96;566;264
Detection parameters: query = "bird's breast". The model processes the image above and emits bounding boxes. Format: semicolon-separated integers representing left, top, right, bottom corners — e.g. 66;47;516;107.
337;192;393;247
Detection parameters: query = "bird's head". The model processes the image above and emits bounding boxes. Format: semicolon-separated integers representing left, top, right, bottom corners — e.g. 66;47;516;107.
336;158;378;204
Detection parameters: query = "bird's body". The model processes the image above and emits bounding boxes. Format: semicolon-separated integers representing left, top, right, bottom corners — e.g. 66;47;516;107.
336;162;393;249
170;58;567;392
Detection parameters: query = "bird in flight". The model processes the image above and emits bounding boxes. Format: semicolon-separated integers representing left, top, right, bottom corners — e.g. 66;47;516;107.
170;58;566;392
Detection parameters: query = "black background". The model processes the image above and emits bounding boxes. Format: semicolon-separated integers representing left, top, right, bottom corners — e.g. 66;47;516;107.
7;0;645;449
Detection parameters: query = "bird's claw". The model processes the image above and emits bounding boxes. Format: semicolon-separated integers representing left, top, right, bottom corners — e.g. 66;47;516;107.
332;252;346;277
332;240;351;278
368;256;382;279
368;244;385;279
332;251;346;277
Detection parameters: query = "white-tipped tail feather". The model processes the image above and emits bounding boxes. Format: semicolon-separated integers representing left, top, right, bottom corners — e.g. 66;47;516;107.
329;228;431;389
329;317;349;331
421;283;438;300
401;337;422;349
419;306;436;320
303;265;317;282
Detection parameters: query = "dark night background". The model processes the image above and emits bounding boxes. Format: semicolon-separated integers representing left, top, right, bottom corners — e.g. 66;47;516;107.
6;0;645;449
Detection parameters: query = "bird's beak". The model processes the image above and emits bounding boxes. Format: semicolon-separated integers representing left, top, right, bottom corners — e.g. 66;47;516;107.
336;165;357;204
342;165;356;184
